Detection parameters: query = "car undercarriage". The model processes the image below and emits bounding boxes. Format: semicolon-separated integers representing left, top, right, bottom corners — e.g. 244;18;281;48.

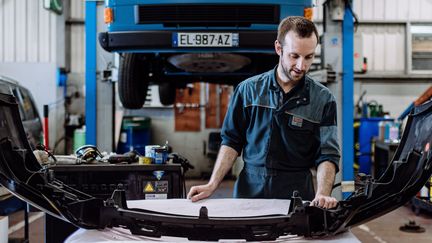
0;93;431;241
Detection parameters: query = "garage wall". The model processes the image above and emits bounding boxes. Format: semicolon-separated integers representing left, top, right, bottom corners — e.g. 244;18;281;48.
352;0;432;117
0;0;67;151
314;0;432;21
70;0;85;73
314;0;432;73
358;24;406;73
353;0;432;20
0;0;62;64
314;0;432;118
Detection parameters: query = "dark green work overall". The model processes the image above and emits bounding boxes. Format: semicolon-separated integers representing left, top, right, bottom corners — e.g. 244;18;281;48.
233;164;315;200
222;67;340;201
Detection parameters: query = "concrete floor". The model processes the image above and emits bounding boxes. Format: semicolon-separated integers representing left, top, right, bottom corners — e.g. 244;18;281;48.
6;179;432;242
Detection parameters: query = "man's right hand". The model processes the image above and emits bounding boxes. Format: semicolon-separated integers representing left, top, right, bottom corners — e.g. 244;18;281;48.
187;145;238;202
187;183;217;202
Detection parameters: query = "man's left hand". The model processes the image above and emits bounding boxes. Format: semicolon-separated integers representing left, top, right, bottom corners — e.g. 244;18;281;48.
311;194;338;209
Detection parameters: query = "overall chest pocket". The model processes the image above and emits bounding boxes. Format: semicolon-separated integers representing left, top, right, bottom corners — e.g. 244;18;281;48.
268;112;320;169
278;113;320;163
286;114;316;134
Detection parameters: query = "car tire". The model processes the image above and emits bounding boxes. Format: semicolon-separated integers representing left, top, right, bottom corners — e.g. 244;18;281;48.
118;53;149;109
158;82;176;106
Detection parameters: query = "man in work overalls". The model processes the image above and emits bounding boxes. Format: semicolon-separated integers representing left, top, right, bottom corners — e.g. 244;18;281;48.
188;16;340;209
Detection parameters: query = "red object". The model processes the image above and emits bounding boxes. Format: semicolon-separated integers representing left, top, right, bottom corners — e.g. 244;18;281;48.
362;57;368;73
43;105;49;149
414;86;432;106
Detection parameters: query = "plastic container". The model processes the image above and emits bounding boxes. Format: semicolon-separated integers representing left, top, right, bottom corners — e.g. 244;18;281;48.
388;122;400;142
359;117;393;174
117;116;151;155
145;145;160;158
378;121;386;141
73;126;86;152
153;147;168;164
384;121;391;141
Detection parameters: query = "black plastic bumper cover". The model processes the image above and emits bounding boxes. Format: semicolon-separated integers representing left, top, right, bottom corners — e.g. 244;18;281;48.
0;92;431;241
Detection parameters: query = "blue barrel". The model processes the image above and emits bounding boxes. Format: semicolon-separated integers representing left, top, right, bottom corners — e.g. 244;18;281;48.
117;116;151;155
358;117;393;174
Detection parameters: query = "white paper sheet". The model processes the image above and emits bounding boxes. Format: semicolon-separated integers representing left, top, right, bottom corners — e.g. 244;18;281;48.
127;198;292;217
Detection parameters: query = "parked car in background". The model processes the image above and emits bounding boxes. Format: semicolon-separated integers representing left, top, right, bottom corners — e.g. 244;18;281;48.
0;75;43;148
99;0;314;108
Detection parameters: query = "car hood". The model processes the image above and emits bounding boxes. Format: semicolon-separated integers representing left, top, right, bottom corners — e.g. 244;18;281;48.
0;92;431;241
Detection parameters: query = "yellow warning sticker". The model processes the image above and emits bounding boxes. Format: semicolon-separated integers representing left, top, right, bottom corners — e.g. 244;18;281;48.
144;182;155;192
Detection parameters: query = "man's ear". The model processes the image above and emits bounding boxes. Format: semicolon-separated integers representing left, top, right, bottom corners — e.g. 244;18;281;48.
275;40;282;56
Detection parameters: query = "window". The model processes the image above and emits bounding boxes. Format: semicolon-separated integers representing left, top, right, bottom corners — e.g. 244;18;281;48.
411;25;432;71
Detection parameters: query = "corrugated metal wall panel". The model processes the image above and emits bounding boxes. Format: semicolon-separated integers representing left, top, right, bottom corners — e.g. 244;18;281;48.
0;0;60;63
27;0;39;62
71;0;84;19
0;0;3;61
353;0;362;19
419;0;432;20
374;0;385;20
70;1;85;73
16;0;27;62
360;25;405;72
397;0;409;20
387;26;405;72
373;34;386;71
50;13;59;64
362;33;374;69
71;25;85;73
313;0;324;21
384;0;398;20
361;0;374;19
38;2;51;62
384;32;404;71
4;0;15;62
354;0;432;21
409;0;421;20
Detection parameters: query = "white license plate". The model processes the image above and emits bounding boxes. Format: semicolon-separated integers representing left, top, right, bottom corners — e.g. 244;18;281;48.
173;32;239;47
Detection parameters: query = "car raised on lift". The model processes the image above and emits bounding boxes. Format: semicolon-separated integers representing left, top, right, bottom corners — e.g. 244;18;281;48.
98;0;314;108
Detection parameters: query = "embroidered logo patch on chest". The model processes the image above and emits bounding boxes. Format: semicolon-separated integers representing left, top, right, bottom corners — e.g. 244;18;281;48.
291;116;303;127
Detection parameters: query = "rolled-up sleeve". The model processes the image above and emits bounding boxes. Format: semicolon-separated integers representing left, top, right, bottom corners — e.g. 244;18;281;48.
221;85;248;155
316;99;340;172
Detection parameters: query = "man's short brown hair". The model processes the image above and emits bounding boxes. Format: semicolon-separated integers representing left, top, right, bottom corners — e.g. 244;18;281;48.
277;16;319;45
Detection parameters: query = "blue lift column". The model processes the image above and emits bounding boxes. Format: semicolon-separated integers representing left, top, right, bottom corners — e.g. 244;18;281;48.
85;1;97;145
342;1;354;199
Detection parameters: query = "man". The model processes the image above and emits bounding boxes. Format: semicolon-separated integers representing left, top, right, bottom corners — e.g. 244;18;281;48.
188;16;340;209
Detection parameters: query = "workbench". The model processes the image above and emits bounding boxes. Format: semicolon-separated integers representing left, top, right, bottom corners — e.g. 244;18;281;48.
65;199;360;242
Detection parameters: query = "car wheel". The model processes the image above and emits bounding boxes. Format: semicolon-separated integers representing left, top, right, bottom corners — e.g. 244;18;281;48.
158;82;176;106
118;53;149;109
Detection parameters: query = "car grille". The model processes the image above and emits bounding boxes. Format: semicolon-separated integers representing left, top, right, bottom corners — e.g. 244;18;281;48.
135;4;280;27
